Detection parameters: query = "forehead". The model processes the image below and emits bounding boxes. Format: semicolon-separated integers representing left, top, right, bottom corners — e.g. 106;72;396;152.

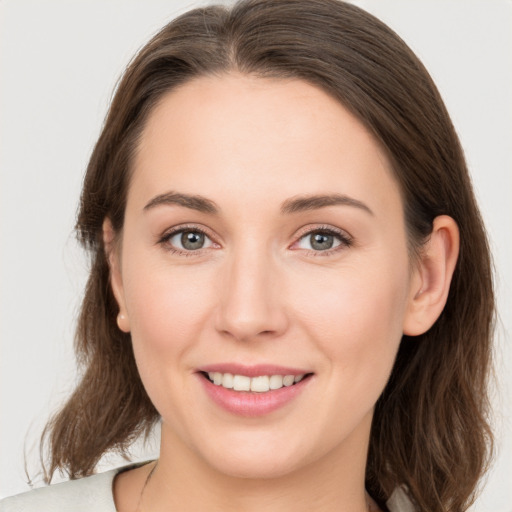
130;74;401;217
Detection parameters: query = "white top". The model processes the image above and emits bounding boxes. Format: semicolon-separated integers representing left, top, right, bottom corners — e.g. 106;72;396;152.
0;465;415;512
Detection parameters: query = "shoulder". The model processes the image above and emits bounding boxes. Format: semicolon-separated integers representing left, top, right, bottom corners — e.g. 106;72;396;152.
1;467;415;512
0;469;119;512
386;486;416;512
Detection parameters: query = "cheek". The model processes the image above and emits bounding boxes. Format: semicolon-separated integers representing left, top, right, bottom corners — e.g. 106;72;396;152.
120;256;220;423
291;255;409;395
121;254;216;361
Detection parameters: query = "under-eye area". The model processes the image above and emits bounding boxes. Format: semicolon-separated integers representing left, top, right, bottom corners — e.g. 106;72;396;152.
201;371;314;392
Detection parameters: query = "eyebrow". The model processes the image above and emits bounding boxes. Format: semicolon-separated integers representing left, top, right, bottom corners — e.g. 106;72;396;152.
143;191;373;216
144;192;219;214
280;194;374;216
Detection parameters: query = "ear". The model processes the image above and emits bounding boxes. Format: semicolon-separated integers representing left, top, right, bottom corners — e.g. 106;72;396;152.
403;215;460;336
103;218;131;333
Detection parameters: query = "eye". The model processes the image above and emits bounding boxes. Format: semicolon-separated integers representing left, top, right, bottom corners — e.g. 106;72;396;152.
160;227;216;253
294;228;352;253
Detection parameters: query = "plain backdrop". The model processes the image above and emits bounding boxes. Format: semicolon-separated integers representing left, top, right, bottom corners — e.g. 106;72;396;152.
1;0;511;509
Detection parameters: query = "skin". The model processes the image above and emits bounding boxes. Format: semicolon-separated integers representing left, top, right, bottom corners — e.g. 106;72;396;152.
108;74;459;512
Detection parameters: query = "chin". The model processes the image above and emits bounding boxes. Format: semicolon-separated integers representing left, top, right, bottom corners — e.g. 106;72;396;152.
194;431;317;480
206;452;305;480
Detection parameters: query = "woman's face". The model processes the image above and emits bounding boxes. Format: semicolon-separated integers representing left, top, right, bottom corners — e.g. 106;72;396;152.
112;74;420;479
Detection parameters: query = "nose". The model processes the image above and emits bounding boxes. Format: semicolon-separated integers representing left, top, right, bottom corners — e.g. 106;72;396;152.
214;248;289;342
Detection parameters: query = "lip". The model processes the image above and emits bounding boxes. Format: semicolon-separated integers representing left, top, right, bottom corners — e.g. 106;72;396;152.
196;364;313;417
198;363;310;377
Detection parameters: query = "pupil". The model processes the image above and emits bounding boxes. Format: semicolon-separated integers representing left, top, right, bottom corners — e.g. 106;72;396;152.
311;233;333;250
181;231;204;250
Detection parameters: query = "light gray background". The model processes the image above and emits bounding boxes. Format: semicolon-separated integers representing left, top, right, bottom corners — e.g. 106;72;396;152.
1;1;511;509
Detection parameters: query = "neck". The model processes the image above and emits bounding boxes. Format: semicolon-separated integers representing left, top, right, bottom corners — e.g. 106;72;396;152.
143;419;375;512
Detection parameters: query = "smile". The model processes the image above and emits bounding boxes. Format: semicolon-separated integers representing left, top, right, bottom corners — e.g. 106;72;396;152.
197;365;314;417
205;372;306;392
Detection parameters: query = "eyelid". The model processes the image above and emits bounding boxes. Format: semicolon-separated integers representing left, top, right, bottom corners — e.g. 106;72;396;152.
157;222;352;256
158;223;221;254
290;224;353;254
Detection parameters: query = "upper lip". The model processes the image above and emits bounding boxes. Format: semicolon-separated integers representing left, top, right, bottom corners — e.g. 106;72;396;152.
197;363;311;377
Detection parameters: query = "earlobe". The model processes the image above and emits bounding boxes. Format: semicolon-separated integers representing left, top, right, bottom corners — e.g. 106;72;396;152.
103;218;131;333
403;215;460;336
117;312;130;332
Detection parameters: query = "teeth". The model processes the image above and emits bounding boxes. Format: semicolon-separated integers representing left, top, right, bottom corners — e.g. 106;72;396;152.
283;375;295;387
222;373;234;389
233;375;251;391
269;375;283;390
206;372;307;392
250;375;270;392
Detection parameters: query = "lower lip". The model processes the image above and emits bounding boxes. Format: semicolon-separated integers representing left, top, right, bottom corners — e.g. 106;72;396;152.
198;373;312;417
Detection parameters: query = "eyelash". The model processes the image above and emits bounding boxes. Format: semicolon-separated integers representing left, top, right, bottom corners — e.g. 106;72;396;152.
157;224;353;257
158;224;215;257
293;225;353;256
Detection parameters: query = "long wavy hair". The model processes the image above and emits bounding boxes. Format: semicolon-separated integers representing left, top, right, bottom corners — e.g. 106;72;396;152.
41;1;494;510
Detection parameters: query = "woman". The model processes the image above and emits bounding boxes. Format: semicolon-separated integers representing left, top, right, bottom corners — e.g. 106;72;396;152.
0;0;494;511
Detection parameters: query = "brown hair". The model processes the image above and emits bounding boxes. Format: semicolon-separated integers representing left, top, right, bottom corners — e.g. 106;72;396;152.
41;1;494;510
